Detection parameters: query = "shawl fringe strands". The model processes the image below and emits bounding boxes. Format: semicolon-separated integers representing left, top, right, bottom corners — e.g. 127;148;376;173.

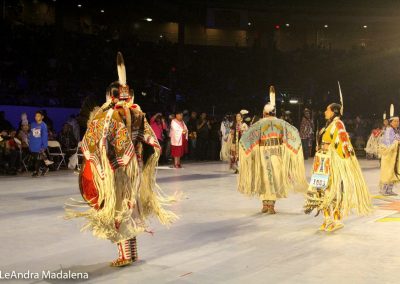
365;131;382;158
65;106;178;243
237;118;307;198
136;120;179;224
220;134;232;162
322;145;373;216
317;118;373;216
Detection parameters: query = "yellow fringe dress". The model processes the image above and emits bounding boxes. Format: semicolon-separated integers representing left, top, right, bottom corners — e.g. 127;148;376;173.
305;117;373;219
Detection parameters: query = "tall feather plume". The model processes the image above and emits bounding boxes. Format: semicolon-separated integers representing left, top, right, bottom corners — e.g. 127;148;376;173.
269;86;276;106
383;112;386;120
117;52;127;85
338;81;344;115
390;104;394;118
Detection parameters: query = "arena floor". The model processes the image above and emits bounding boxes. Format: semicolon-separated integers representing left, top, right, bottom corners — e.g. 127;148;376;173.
0;159;399;284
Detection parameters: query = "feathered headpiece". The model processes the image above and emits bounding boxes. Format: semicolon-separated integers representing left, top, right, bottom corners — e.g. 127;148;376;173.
21;113;29;126
383;112;387;120
338;81;344;115
263;85;276;114
116;52;131;101
389;104;398;121
240;109;249;115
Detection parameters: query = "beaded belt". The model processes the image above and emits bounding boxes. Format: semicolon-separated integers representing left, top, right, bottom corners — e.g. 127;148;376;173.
259;138;282;146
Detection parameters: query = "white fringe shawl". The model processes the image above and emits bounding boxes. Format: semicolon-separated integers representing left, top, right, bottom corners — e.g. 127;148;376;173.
237;142;307;198
320;145;373;216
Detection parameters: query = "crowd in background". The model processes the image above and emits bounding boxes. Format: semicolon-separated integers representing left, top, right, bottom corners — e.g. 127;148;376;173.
0;105;384;176
0;20;389;176
0;110;80;175
149;110;223;167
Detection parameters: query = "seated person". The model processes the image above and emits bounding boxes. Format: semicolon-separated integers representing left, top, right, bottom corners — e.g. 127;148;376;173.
59;123;78;159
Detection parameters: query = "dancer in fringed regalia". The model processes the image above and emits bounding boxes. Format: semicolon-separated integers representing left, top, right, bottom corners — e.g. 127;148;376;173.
220;114;233;162
379;104;400;196
365;112;388;159
229;110;249;173
65;53;178;267
238;86;307;214
304;82;372;232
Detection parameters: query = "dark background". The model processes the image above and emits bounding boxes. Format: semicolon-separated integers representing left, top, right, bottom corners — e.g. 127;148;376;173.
1;0;400;122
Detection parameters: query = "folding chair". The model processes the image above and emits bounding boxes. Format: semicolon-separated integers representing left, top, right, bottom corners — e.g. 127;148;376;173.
77;142;84;170
47;140;67;170
14;138;28;172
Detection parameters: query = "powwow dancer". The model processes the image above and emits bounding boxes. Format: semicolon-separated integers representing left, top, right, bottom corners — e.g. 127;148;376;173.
365;112;387;159
238;86;307;214
229;110;249;173
65;53;178;267
220;114;232;162
379;104;400;196
304;82;372;232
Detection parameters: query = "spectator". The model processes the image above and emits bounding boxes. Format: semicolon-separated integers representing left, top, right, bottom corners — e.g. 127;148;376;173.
300;108;314;160
0;111;12;132
183;110;190;125
59;123;78;159
18;113;29;130
164;113;175;162
169;110;188;168
29;111;50;177
353;115;367;153
187;111;198;160
196;112;210;161
67;115;80;142
150;113;167;163
208;117;221;160
0;131;8;173
48;128;58;141
41;110;54;131
283;110;293;124
4;130;19;175
17;122;30;169
18;122;30;149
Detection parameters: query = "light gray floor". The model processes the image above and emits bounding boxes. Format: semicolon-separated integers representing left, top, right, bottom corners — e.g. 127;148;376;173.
0;159;398;284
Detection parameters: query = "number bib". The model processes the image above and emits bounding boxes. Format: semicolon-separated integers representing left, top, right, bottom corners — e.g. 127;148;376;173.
310;173;329;189
310;152;331;190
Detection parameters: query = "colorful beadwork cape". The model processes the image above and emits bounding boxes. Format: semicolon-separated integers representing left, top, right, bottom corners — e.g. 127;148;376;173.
65;103;178;243
238;117;307;199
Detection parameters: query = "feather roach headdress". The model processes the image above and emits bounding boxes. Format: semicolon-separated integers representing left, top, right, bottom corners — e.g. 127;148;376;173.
263;86;276;115
106;52;132;102
338;81;344;116
389;104;398;121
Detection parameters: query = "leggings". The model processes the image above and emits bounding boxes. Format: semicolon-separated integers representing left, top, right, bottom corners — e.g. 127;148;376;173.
33;152;46;173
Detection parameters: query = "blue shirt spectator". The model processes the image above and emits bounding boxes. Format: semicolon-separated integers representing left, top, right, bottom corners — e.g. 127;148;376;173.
29;112;48;153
